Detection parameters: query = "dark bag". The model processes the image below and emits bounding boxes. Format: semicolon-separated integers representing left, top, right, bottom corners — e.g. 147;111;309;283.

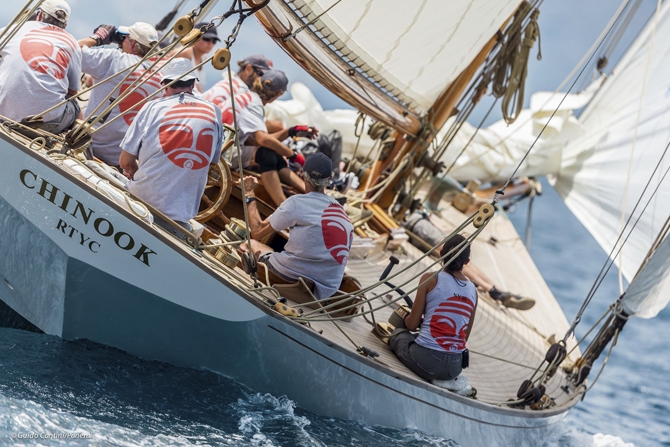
461;349;469;369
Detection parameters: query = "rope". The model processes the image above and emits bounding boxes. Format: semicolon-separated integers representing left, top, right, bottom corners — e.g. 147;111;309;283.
493;2;625;202
563;140;670;342
293;222;489;322
492;4;541;124
0;0;45;54
284;0;343;40
345;112;366;175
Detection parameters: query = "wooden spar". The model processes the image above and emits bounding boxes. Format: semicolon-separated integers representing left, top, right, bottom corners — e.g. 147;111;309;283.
370;29;503;209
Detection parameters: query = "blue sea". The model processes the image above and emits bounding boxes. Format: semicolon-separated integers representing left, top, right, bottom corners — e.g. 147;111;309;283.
0;178;668;447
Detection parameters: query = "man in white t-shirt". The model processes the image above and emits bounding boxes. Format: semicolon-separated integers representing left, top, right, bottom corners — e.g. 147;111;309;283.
243;153;354;299
0;0;81;134
78;22;161;167
120;58;223;238
202;54;272;107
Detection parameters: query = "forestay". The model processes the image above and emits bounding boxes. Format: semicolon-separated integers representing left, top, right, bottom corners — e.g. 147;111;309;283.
551;1;670;284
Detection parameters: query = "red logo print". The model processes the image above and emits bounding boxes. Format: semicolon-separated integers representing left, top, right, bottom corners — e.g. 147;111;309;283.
219;91;254;125
429;295;475;351
119;70;162;126
203;78;243;108
321;204;353;265
158;103;217;170
19;26;76;79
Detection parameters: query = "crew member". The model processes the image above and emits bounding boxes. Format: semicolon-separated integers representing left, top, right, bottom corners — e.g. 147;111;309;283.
389;234;477;386
78;22;161;167
119;58;223;237
0;0;81;134
224;68;313;206
242;153;354;299
203;54;272;107
174;22;219;92
403;211;535;310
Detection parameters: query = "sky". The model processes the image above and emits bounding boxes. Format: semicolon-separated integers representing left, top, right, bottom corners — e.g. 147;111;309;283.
0;0;660;127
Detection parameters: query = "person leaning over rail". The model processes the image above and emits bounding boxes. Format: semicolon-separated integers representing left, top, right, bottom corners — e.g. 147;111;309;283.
224;68;315;206
77;22;161;168
241;152;354;299
119;58;223;240
0;0;81;134
387;234;477;395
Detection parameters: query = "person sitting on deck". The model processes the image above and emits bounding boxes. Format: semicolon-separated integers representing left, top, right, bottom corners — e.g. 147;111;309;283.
78;22;161;168
0;0;81;134
403;211;535;310
173;22;218;93
388;234;477;392
119;58;223;239
242;152;354;299
221;68;315;206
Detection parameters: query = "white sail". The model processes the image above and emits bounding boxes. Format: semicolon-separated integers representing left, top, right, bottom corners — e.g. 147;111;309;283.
290;0;522;113
253;0;524;133
622;233;670;318
551;2;670;284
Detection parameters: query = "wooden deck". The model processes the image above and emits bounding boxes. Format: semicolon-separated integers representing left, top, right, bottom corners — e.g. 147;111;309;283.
278;206;580;409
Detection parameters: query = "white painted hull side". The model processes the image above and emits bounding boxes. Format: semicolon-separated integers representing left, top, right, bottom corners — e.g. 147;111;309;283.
0;134;573;446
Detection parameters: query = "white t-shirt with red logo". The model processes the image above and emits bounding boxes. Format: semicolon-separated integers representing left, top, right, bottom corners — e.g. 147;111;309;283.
268;192;354;299
202;72;249;107
415;271;477;353
204;76;267;169
0;21;81;123
82;47;162;166
121;93;223;223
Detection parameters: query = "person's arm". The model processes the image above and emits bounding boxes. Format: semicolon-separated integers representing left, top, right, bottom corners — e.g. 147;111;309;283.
405;272;437;331
465;298;477;341
119;150;139;179
242;176;275;240
252;130;293;158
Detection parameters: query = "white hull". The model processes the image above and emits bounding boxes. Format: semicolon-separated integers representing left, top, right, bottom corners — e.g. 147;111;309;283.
0;132;576;446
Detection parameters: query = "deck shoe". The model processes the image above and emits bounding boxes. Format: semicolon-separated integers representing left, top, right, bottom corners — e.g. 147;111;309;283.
433;374;476;397
501;295;535;310
489;287;535;310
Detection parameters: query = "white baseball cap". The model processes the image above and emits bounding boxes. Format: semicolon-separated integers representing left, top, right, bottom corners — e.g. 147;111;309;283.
161;58;199;82
40;0;71;23
117;22;158;47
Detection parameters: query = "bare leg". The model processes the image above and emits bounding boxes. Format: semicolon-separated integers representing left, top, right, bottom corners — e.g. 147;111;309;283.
260;170;287;206
278;167;305;193
463;263;535;311
462;263;494;291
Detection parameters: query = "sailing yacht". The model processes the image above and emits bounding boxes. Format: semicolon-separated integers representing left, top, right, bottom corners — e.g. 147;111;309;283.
0;1;668;446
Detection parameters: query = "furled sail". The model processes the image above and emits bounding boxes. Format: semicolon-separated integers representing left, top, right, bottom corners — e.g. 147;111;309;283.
250;0;524;135
551;2;670;289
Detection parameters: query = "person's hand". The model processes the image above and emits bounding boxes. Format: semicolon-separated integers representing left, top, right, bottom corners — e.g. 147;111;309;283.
122;169;133;180
91;24;117;46
111;29;127;45
240;175;259;195
288;125;318;139
288;150;305;166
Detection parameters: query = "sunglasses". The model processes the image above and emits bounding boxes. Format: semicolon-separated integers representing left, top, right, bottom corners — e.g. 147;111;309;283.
254;68;264;77
202;37;217;43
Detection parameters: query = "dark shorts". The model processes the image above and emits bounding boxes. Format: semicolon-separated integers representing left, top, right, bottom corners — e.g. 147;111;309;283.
389;331;462;382
255;147;288;174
